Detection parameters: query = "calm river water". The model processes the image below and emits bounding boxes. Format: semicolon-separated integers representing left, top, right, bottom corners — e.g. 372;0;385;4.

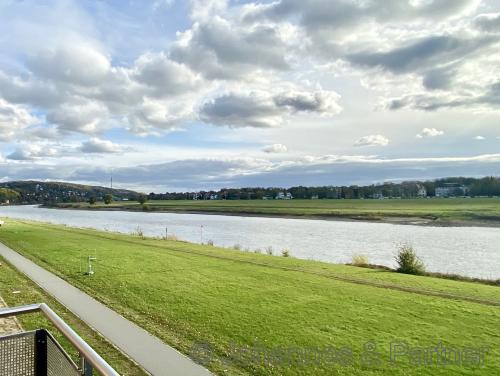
0;205;498;279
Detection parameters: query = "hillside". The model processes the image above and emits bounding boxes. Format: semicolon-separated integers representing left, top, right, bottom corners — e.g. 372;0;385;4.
0;180;139;204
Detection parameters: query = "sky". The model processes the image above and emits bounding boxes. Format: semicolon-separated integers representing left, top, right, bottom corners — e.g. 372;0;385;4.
1;0;500;192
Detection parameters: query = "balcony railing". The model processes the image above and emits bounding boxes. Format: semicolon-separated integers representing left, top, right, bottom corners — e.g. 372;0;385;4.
0;303;120;376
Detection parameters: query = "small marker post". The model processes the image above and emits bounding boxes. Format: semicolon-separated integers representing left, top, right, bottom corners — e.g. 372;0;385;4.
86;256;97;276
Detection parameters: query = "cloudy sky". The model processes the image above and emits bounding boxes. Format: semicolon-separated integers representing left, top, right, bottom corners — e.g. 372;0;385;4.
1;0;500;192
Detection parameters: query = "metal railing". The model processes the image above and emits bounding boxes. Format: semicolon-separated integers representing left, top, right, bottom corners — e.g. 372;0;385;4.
0;303;120;376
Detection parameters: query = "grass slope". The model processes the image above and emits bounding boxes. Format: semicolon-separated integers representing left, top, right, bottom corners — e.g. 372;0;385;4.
0;219;498;375
0;254;146;375
58;198;500;224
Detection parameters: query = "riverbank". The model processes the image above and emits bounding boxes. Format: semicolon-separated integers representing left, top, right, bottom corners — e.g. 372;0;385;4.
48;197;500;227
0;219;498;375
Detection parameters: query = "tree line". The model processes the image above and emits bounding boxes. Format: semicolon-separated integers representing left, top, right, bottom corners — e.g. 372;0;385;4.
146;176;500;200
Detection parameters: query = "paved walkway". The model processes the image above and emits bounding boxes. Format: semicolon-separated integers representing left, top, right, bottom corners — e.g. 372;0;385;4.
0;242;212;376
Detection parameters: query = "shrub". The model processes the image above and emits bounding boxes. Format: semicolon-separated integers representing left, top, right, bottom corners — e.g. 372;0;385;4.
103;194;113;205
351;254;369;266
395;244;425;275
281;249;290;257
132;226;145;239
265;246;273;255
165;234;178;241
207;240;214;246
233;244;241;250
253;249;262;254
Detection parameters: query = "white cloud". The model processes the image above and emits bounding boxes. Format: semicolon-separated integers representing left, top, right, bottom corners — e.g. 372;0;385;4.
0;99;38;141
354;135;390;147
0;44;207;136
25;126;60;141
263;144;288;153
127;98;195;135
27;44;111;87
80;138;126;154
200;89;341;128
7;144;58;161
417;127;445;138
46;101;108;134
133;53;202;98
474;13;500;33
170;16;290;79
474;135;486;140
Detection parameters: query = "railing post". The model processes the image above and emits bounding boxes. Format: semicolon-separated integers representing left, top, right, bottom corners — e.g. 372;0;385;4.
34;329;48;376
80;353;93;376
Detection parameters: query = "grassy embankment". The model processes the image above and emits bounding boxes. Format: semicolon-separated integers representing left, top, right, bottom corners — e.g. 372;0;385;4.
0;219;499;375
55;198;500;225
0;253;146;375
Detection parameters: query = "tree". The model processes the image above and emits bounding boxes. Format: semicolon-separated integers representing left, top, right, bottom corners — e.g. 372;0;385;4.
104;194;113;205
0;188;20;204
138;195;148;205
88;196;96;205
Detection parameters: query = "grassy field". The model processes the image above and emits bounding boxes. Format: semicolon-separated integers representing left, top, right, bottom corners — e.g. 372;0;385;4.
56;198;500;224
0;254;146;375
0;219;498;375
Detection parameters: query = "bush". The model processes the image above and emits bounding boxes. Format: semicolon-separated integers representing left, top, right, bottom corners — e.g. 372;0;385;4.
281;249;290;257
265;246;273;255
395;244;425;275
351;254;369;266
233;244;241;250
132;226;145;239
165;234;178;241
207;240;214;246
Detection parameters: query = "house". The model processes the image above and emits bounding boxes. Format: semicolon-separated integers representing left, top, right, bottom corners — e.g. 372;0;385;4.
372;192;384;199
275;191;293;200
435;183;468;198
416;184;427;198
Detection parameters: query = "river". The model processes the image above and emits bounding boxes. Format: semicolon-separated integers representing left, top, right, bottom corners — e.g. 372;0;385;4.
0;205;498;279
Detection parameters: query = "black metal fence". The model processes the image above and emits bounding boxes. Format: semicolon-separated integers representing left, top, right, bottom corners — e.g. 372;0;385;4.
0;329;80;376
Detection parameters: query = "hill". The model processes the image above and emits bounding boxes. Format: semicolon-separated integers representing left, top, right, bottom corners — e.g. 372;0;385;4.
0;180;139;204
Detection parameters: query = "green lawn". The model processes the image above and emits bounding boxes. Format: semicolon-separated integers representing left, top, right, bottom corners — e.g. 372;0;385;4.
0;253;146;375
57;197;500;224
0;219;499;375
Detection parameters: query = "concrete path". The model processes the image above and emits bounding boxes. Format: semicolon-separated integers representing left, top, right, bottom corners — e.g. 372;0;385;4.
0;242;212;376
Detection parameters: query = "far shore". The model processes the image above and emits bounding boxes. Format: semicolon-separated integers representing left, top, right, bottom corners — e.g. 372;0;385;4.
40;203;500;228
